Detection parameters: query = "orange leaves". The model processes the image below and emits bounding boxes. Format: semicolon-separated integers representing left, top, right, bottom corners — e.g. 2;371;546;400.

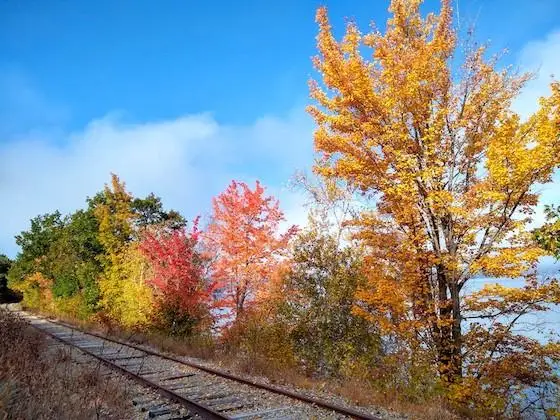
16;272;54;310
309;0;560;401
204;180;297;320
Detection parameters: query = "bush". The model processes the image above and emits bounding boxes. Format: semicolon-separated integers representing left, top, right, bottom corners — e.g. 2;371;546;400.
221;310;297;375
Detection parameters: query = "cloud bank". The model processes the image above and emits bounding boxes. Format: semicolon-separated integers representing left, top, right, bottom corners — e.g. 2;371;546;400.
1;28;559;260
1;108;313;257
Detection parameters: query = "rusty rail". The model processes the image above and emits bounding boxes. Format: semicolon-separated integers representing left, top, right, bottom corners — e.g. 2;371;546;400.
26;312;382;420
28;318;228;419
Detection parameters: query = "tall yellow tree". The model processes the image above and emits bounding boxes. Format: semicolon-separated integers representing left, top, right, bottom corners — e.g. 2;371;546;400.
95;173;135;263
95;174;154;328
308;0;560;412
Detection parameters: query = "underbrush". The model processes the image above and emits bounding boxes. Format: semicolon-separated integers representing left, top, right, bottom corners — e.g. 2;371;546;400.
0;309;132;419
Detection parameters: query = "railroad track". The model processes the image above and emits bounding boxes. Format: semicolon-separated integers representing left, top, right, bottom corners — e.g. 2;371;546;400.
16;311;382;420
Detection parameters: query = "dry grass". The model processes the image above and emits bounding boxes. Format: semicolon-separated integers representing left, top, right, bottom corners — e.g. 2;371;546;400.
228;355;458;420
0;309;133;420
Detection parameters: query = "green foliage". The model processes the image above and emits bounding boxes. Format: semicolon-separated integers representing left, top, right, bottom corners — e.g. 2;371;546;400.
221;310;297;372
0;254;11;288
534;205;560;258
8;205;103;316
156;302;202;337
6;174;190;328
282;229;382;377
0;254;11;292
132;193;186;229
48;208;103;309
8;212;64;287
0;254;19;303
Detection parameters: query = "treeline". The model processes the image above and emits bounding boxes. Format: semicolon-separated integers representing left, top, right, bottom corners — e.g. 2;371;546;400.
8;174;383;386
8;176;281;330
7;172;560;417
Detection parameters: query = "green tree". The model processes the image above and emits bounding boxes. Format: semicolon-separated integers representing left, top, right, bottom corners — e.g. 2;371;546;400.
0;254;11;291
46;208;104;311
132;193;186;230
0;254;15;303
7;206;104;316
8;212;64;289
535;205;560;258
282;228;381;377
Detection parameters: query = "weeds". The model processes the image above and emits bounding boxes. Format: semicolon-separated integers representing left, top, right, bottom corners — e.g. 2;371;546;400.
0;309;132;419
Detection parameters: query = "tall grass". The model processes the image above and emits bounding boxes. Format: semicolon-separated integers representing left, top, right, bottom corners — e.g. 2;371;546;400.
0;309;132;419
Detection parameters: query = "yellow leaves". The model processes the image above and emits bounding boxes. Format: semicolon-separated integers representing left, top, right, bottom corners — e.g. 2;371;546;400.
310;2;560;408
92;173;155;328
426;189;453;216
465;278;560;314
98;244;154;329
485;81;560;203
53;294;91;320
95;173;135;260
14;272;55;311
470;245;544;278
310;0;560;284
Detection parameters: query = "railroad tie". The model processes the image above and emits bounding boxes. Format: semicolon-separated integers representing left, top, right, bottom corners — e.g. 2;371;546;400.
148;406;173;417
24;311;384;420
228;407;291;419
160;373;197;382
138;402;168;412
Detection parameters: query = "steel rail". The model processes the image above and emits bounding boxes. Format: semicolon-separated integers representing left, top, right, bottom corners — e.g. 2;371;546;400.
27;318;227;420
27;312;381;420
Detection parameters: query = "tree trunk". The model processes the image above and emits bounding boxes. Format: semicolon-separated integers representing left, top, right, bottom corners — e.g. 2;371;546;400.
435;264;462;383
449;278;463;379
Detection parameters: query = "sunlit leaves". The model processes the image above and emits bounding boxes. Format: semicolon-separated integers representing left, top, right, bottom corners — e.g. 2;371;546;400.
140;220;214;334
205;180;297;320
308;0;560;414
98;243;155;328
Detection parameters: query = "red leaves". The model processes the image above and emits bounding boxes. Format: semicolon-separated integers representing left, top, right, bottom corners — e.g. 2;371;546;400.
139;218;213;317
138;180;296;325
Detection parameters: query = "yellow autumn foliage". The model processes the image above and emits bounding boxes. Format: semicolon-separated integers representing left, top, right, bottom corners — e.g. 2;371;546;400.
98;243;155;329
94;173;155;329
309;0;560;414
14;272;55;312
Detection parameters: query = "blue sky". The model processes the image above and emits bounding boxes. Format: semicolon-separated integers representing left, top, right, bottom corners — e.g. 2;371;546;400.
1;0;560;258
2;0;559;130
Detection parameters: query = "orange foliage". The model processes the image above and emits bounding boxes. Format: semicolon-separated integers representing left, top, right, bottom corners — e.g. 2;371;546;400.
308;0;560;412
205;180;297;320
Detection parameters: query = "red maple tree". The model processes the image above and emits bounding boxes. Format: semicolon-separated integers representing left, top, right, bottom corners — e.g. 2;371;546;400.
205;180;297;320
139;218;213;320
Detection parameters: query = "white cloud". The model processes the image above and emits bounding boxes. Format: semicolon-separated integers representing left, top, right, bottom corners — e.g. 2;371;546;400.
0;109;314;257
513;30;560;118
511;29;560;228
